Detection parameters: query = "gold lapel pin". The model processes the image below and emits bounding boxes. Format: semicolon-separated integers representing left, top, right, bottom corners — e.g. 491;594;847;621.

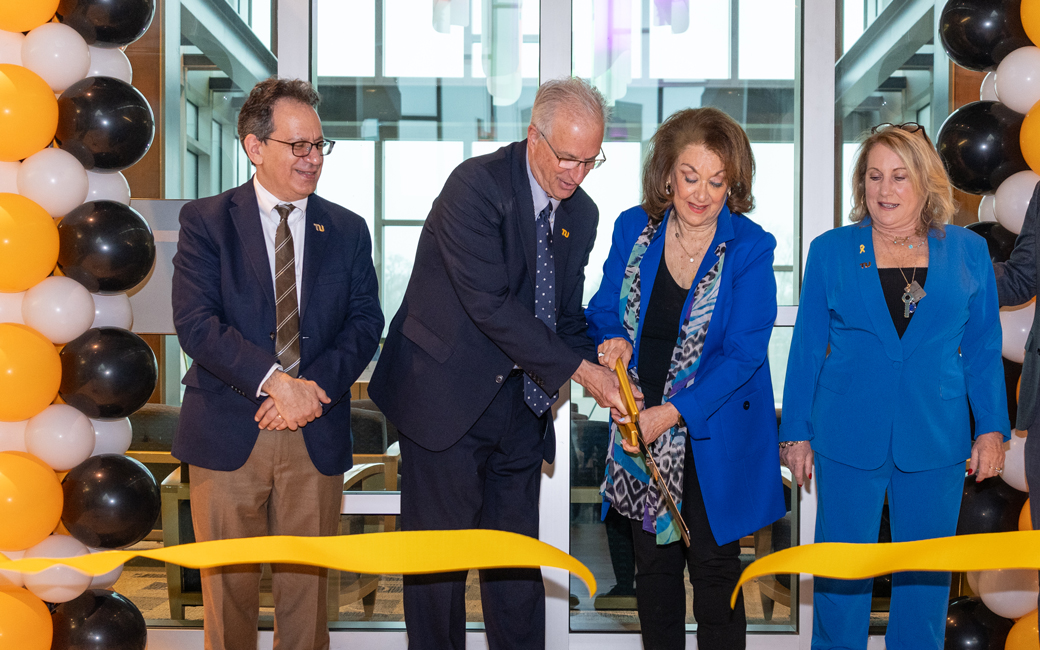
561;228;570;238
859;244;865;254
313;223;325;232
860;262;871;268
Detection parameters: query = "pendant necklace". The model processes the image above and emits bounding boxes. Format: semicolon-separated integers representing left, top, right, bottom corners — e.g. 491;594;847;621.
895;236;926;318
672;219;711;264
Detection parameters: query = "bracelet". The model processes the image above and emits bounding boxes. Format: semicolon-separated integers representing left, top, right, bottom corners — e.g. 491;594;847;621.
779;440;805;449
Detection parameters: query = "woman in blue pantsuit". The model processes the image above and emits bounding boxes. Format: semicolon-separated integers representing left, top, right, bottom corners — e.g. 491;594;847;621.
780;123;1010;650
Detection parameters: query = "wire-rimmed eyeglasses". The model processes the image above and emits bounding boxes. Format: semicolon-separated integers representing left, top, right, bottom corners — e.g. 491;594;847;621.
266;138;335;157
536;128;606;171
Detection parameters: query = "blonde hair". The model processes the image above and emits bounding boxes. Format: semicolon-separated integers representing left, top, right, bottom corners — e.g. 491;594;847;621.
849;127;956;234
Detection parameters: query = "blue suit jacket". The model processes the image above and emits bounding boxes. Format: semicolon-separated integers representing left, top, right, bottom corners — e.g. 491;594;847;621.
171;180;383;476
368;140;599;462
586;205;786;546
780;221;1010;470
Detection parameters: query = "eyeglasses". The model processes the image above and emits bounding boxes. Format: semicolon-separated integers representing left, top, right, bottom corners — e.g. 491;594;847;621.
536;128;606;171
266;138;335;157
870;122;932;143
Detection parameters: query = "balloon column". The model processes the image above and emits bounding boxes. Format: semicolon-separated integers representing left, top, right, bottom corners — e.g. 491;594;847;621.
0;1;155;648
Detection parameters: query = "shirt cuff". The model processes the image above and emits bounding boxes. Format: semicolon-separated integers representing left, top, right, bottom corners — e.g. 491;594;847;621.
257;363;283;398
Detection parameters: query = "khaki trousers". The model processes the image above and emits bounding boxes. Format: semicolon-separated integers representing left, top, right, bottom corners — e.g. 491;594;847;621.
190;429;343;650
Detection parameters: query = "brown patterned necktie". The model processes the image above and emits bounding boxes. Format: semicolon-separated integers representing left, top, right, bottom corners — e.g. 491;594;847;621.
273;203;301;377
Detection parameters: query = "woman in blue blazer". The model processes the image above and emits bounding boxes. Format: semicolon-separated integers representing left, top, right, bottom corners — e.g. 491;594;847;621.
780;123;1009;650
587;108;785;650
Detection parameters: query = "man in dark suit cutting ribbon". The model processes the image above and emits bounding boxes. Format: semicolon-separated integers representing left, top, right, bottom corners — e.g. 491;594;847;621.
370;77;624;650
172;77;382;650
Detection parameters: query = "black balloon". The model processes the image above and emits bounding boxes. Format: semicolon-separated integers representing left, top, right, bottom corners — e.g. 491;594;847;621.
57;0;155;49
939;0;1031;72
57;200;155;294
57;76;154;171
52;589;147;650
965;221;1019;264
956;475;1028;536
937;101;1028;195
944;596;1013;650
62;455;160;549
59;327;157;419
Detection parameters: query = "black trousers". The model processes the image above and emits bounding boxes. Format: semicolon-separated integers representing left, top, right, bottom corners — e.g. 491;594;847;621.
630;441;746;650
1026;431;1040;644
399;373;547;650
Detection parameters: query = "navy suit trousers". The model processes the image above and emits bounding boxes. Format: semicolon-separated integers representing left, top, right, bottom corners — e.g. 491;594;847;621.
399;373;547;650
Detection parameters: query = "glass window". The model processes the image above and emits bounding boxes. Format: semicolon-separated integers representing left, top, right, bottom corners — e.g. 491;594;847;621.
186;100;199;141
185;150;199;200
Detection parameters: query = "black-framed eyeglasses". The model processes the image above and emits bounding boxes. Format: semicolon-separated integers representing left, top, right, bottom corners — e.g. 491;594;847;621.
871;122;931;143
266;138;335;157
536;128;606;171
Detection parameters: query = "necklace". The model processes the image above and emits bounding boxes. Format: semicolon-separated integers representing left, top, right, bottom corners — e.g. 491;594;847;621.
671;219;713;264
892;235;920;249
890;237;926;318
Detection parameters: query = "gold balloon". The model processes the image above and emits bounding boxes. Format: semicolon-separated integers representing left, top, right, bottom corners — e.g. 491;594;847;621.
1025;0;1040;48
0;0;59;33
0;193;58;293
1022;102;1040;175
0;65;57;162
0;451;63;551
1021;499;1033;531
1007;609;1040;650
0;323;61;422
0;588;52;650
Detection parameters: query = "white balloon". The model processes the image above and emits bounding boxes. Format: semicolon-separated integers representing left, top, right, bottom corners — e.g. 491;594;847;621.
0;29;24;66
87;547;123;589
21;23;90;93
0;549;25;589
977;568;1040;619
995;170;1040;235
0;420;27;452
90;417;132;456
995;46;1040;114
967;569;981;594
23;535;92;603
0;291;24;324
981;71;999;101
1002;431;1029;492
21;276;95;344
17;148;88;218
1001;300;1035;363
979;194;997;222
85;170;131;205
90;292;133;329
24;404;95;471
86;46;131;84
0;161;19;194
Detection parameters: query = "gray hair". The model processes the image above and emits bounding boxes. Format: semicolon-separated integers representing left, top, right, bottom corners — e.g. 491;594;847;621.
530;77;610;138
237;77;321;152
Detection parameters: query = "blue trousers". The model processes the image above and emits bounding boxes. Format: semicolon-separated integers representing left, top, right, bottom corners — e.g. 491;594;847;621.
812;451;963;650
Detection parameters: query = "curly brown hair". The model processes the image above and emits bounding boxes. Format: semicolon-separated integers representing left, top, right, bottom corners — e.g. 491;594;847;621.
641;107;755;223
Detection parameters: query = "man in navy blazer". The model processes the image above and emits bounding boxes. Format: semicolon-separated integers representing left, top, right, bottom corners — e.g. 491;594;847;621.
369;78;623;650
172;78;382;650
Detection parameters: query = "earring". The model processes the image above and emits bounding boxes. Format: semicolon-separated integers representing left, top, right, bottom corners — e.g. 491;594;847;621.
665;182;672;195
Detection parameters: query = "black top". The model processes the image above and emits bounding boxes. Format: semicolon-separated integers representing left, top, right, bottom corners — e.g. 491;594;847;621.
637;260;689;408
878;267;928;339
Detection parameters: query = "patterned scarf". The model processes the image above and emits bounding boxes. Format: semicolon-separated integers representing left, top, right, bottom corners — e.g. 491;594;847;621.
601;214;726;545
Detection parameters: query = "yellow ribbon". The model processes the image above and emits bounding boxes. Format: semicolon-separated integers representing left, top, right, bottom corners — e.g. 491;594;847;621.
0;530;596;595
732;530;1040;608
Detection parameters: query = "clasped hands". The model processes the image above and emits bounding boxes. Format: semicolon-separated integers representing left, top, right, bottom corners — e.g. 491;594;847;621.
595;337;680;454
254;370;330;430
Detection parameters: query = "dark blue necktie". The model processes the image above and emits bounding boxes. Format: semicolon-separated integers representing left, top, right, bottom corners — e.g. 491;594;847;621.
524;202;557;416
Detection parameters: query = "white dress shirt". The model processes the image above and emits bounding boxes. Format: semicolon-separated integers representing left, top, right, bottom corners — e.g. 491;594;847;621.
253;176;309;395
